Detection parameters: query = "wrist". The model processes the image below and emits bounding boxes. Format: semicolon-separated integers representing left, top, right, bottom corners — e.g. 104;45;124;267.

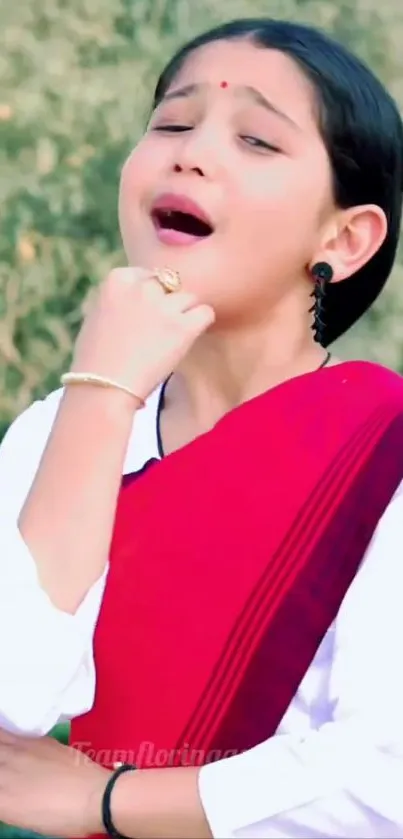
101;765;138;838
84;768;114;837
61;380;142;425
61;372;146;412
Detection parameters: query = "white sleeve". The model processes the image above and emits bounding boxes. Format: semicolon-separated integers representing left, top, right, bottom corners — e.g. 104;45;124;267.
0;392;106;736
198;480;403;838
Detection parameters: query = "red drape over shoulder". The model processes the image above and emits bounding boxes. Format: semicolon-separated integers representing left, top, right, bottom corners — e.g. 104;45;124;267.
71;362;403;791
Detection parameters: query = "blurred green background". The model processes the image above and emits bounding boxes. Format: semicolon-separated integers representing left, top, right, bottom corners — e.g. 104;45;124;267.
2;0;403;446
0;0;403;834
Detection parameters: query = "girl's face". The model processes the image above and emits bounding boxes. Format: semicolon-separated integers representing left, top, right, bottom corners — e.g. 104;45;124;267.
118;40;342;323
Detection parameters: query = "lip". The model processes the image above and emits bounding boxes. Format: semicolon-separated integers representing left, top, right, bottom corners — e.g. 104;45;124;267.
150;192;214;229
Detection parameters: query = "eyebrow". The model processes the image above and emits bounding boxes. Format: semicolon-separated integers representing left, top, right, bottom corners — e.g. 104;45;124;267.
160;82;301;130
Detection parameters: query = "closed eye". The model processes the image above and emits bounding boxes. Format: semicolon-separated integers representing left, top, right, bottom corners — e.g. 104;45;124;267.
151;126;281;152
241;135;281;152
153;125;192;133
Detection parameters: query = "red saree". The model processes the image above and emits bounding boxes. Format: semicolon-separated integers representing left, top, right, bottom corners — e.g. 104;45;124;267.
70;361;403;815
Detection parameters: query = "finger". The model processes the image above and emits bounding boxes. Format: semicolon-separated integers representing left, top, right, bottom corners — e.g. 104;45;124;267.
141;276;169;302
110;266;151;286
183;304;216;334
0;741;18;767
0;729;17;746
163;292;199;314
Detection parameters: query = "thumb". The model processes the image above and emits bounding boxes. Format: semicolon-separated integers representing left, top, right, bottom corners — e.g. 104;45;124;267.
183;304;216;335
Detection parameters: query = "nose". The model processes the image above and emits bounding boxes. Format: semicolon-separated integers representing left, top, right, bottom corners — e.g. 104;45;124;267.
171;125;222;179
173;162;204;177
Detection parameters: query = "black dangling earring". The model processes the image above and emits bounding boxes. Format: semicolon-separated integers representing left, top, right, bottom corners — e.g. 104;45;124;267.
309;261;333;345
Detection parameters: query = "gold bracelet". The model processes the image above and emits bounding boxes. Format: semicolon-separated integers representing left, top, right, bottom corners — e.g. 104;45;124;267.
60;372;146;408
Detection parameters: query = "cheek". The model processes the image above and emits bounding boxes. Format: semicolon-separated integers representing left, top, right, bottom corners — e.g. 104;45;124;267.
119;138;162;212
118;154;149;260
237;159;329;237
119;149;147;212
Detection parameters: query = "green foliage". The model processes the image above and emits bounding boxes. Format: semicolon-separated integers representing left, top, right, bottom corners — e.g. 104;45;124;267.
1;0;403;439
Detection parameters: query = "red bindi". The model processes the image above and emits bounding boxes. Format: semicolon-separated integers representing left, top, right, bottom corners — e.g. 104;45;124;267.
220;81;228;88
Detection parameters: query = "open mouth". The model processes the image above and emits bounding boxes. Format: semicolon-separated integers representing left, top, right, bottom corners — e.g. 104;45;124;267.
151;208;214;239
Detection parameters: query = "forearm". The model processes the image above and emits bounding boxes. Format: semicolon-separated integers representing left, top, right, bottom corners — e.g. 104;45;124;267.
107;726;403;839
18;385;137;614
111;766;212;839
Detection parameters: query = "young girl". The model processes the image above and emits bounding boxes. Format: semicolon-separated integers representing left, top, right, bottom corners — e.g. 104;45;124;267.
0;16;403;839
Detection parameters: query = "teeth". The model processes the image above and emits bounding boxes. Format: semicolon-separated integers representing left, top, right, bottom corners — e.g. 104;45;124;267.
153;208;212;237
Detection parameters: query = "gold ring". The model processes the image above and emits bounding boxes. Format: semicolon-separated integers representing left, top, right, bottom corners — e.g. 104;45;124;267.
152;267;181;294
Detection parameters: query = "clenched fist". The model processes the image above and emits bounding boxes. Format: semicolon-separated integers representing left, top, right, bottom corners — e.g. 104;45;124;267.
70;267;216;402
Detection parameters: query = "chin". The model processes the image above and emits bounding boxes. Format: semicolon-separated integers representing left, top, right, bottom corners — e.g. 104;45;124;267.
124;237;224;296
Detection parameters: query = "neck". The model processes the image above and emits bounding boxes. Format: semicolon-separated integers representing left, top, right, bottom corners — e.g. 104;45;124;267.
165;304;333;428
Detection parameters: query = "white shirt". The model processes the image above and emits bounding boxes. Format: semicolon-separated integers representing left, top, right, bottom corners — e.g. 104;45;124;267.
1;385;403;838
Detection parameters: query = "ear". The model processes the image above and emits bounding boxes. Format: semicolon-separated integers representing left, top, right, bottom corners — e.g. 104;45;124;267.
318;204;388;283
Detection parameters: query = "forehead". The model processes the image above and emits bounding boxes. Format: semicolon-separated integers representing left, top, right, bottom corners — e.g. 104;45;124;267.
167;39;318;131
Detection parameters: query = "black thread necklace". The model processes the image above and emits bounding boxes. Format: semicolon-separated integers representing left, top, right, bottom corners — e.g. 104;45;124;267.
157;350;332;457
319;350;332;369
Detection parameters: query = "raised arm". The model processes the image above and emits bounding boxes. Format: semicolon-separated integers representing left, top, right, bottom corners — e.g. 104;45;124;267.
18;268;213;614
0;267;214;734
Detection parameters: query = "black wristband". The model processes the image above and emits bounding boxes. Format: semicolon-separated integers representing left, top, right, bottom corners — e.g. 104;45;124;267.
102;763;137;838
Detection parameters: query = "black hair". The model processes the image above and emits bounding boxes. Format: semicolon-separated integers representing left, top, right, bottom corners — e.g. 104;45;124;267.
151;18;403;346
